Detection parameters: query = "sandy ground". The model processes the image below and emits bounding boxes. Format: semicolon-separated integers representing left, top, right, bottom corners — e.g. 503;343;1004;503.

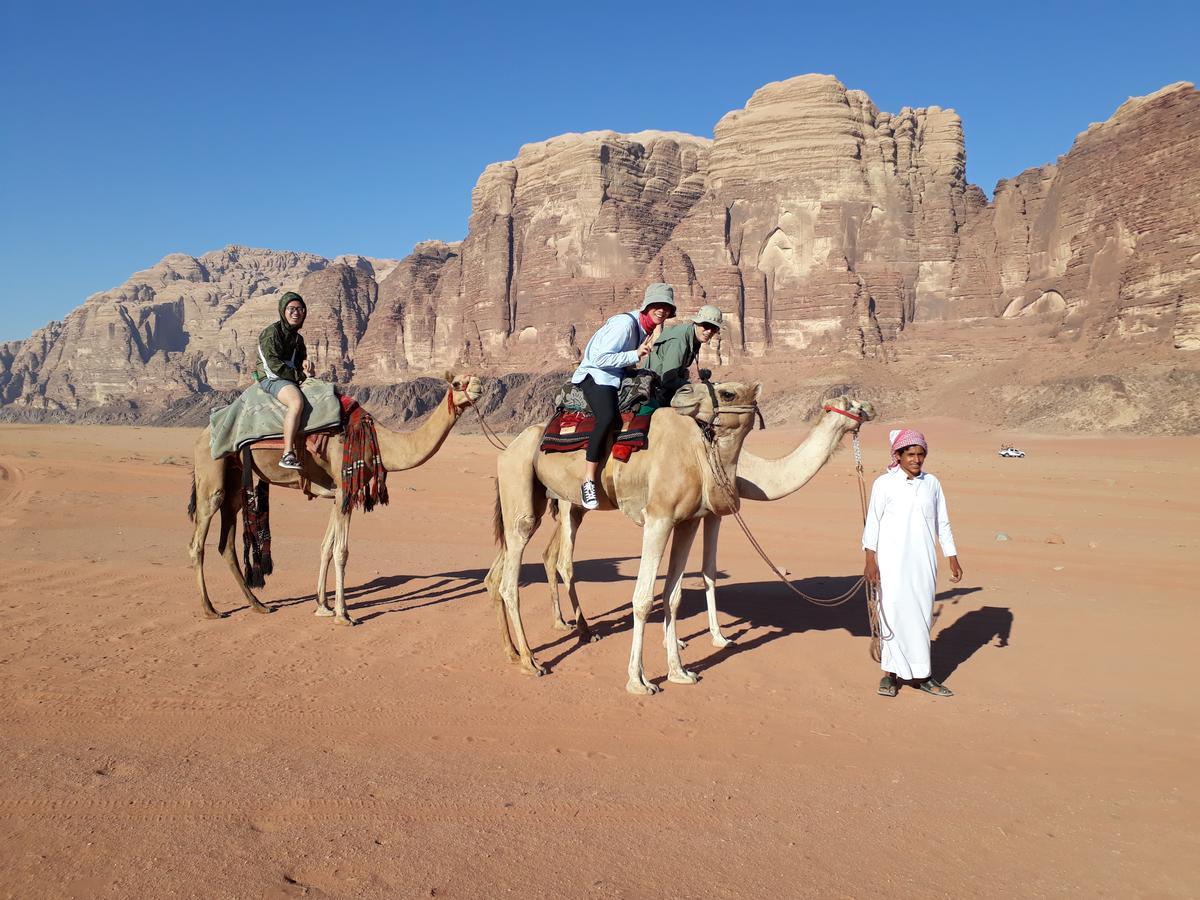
0;419;1197;899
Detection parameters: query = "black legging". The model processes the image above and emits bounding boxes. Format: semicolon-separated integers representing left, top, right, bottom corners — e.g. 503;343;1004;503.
578;375;619;464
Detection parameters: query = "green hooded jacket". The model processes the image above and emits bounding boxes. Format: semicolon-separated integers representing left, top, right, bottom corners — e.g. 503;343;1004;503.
254;291;308;384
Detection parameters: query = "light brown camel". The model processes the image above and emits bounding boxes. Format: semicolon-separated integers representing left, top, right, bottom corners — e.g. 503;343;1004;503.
487;380;762;693
188;374;483;624
540;393;875;646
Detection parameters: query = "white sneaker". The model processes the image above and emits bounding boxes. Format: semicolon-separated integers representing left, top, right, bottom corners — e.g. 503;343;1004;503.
580;480;599;510
279;450;302;470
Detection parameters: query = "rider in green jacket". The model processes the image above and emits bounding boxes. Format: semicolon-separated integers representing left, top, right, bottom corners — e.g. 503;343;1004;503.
254;291;314;469
645;304;723;402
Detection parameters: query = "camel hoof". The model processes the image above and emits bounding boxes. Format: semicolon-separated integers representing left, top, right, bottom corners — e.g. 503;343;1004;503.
626;679;660;695
314;606;335;618
202;609;223;620
578;629;599;644
711;633;733;648
251;603;271;615
668;669;699;685
520;661;546;677
333;615;358;627
551;619;573;632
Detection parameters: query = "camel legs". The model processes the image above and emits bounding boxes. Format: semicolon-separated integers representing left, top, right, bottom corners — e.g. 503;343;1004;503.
701;515;732;647
326;503;356;626
216;494;271;615
189;465;268;619
542;508;569;630
189;479;225;619
313;511;337;617
626;516;674;695
557;503;594;642
663;518;701;684
499;510;545;675
485;551;520;662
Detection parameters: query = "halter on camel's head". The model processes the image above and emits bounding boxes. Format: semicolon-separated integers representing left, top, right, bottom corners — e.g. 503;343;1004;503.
820;394;876;432
672;381;763;440
442;372;484;414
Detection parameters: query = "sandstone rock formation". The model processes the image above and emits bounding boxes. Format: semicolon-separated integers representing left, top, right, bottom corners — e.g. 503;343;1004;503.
1;75;1196;432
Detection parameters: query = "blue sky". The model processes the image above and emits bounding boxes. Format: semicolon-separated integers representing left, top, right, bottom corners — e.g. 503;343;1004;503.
1;0;1195;342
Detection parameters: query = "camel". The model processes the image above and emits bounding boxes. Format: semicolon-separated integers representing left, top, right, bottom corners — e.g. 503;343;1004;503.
540;393;875;647
188;373;483;624
487;380;762;693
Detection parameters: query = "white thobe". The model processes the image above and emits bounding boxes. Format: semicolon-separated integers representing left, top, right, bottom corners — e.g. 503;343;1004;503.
861;468;957;680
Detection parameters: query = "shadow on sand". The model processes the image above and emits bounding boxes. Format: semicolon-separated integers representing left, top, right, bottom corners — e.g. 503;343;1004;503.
258;554;1011;683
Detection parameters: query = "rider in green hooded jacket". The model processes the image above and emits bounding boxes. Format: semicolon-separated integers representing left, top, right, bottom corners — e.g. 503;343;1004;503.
254;291;314;469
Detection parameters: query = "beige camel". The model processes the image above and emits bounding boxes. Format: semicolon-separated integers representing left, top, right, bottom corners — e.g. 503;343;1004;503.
487;380;762;693
188;374;483;624
541;394;875;646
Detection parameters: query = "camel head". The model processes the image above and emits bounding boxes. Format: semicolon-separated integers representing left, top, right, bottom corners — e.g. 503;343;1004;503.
819;394;876;431
708;381;763;436
444;372;484;410
669;381;716;421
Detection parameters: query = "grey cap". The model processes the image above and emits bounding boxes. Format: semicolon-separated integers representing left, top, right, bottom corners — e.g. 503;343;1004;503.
640;282;676;313
692;304;723;329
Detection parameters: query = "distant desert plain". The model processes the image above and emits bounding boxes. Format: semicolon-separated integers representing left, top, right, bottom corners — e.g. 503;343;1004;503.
0;416;1196;898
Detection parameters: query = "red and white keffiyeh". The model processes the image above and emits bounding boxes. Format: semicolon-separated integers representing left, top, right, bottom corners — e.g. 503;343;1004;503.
888;428;928;469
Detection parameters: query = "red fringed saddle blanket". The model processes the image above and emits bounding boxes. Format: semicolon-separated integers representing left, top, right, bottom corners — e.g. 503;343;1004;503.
539;408;654;462
239;393;389;587
338;395;389;515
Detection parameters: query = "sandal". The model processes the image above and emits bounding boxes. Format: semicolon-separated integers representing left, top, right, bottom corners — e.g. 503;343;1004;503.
877;675;898;698
915;678;954;697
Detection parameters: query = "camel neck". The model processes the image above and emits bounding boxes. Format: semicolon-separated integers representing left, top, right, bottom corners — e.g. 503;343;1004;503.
375;389;461;472
735;411;849;502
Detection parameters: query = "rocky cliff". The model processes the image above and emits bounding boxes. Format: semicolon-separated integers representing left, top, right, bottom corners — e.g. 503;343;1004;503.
2;75;1196;430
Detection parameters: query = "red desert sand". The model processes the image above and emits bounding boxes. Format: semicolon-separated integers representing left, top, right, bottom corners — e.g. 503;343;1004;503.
0;420;1196;898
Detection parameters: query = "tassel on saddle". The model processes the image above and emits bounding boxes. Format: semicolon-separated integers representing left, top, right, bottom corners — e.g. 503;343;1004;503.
240;447;273;588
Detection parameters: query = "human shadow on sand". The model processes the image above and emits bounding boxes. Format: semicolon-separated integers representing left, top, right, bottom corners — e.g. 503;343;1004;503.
532;571;1003;682
930;604;1013;682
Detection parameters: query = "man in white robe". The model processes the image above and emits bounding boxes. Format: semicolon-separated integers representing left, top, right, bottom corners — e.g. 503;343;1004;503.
862;428;963;697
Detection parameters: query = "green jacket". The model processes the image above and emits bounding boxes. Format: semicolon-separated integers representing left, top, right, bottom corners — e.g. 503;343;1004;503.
254;291;308;384
646;322;700;398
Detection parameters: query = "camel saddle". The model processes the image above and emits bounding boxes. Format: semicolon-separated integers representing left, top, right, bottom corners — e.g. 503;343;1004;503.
208;378;343;460
240;393;362;499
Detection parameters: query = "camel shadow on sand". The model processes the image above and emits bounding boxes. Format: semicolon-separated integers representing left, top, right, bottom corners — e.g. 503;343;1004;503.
261;558;1010;683
263;555;639;625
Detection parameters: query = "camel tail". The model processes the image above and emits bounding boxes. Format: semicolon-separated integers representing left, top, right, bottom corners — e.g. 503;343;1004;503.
187;476;197;522
493;481;505;549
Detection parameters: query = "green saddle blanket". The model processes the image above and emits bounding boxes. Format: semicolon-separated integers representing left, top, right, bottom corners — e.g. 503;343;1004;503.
208;379;343;459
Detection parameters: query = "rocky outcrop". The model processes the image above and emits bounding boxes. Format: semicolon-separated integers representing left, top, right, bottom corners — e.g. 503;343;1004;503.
946;82;1200;350
1;76;1196;428
456;130;711;365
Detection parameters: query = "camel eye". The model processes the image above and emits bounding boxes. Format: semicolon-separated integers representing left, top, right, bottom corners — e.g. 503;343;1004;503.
719;390;735;402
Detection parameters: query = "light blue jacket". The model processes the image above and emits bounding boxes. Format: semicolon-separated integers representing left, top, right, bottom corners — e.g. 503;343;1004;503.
570;310;646;387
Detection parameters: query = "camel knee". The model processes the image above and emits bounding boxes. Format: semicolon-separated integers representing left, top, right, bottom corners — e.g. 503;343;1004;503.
514;515;538;542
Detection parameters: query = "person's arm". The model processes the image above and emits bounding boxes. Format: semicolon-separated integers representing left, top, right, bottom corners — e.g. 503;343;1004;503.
862;479;884;585
587;316;643;368
297;337;310;382
936;480;963;583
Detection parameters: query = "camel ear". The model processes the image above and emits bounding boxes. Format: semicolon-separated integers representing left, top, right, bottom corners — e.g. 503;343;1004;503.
752;383;763;404
443;371;454;385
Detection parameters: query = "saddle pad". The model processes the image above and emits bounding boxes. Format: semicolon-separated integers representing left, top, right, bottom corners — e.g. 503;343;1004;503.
209;378;343;459
540;408;654;460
